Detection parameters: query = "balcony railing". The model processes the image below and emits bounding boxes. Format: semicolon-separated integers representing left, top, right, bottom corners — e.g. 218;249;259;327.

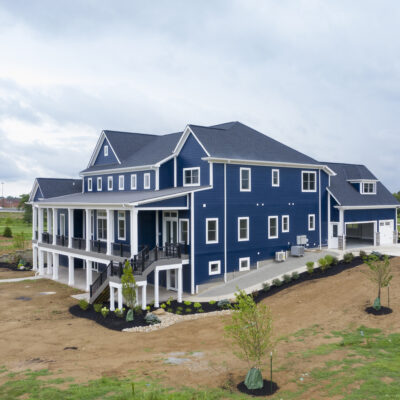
112;242;131;258
90;239;107;254
56;235;68;247
71;237;86;250
42;232;51;244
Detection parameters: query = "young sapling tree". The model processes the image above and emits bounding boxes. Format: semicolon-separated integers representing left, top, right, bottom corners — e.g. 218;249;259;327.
121;260;137;321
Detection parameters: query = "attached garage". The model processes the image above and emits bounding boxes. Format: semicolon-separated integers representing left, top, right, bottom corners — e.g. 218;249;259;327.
379;220;395;245
345;222;376;248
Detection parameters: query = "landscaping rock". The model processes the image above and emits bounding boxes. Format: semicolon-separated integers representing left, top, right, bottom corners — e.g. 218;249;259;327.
153;308;166;316
244;368;263;390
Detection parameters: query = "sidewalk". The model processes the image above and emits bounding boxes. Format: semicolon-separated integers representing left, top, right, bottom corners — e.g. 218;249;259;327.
0;275;43;283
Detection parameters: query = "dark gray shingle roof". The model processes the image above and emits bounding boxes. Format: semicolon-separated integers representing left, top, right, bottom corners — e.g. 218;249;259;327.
36;178;82;199
323;162;399;207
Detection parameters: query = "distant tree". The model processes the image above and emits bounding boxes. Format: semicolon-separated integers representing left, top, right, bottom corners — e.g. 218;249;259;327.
18;194;31;224
393;191;400;203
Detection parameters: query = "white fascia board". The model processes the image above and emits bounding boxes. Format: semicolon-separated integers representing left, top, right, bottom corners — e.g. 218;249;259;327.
334;205;399;210
173;126;211;157
28;179;39;202
103;132;121;164
80;164;156;177
347;179;378;183
326;188;341;206
34;202;131;209
202;157;336;176
86;131;121;169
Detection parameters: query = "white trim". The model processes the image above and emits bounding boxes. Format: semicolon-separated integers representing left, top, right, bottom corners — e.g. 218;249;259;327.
88;178;93;192
318;169;322;249
282;215;290;233
240;167;251;192
268;216;279;239
238;217;249;241
179;218;190;244
308;214;316;231
130;174;137;190
224;163;227;283
143;173;151;190
302;171;317;192
87;132;121;168
155;167;159;191
104;145;108;157
173;157;177;187
344;220;377;246
360;182;376;195
272;169;280;187
206;218;219;244
183;167;200;187
239;257;250;272
336;205;399;210
117;211;126;240
208;260;221;276
118;175;124;190
81;164;155;177
107;176;113;191
347;179;378;183
173;126;211;157
190;193;195;294
29;179;40;202
97;210;108;241
326;187;341;205
97;177;102;192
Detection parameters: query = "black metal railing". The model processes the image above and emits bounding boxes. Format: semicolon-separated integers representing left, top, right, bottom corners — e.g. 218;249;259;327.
56;235;68;247
112;242;131;258
90;262;112;297
72;237;86;250
90;239;107;254
42;232;51;244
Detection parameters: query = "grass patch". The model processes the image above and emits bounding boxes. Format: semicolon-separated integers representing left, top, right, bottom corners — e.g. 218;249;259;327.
0;212;32;254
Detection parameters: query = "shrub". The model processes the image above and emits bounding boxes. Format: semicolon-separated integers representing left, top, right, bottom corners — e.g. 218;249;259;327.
94;303;103;313
114;308;125;318
184;300;192;306
160;303;166;309
194;302;202;309
306;262;314;274
78;299;89;311
177;306;183;311
344;252;354;264
272;278;282;287
185;308;192;313
176;310;182;315
319;258;328;272
331;256;339;266
145;313;161;325
291;271;300;280
3;226;12;238
134;305;143;315
217;299;231;309
283;274;291;283
101;307;109;318
146;305;151;311
325;255;334;266
262;282;271;292
360;250;367;259
167;308;173;313
198;308;204;313
209;300;216;305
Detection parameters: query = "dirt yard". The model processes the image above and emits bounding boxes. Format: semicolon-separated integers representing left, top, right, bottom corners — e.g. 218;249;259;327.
0;268;35;279
1;259;400;398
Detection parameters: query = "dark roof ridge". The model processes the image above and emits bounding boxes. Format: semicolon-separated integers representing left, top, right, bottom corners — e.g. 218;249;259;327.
103;130;158;138
320;161;368;168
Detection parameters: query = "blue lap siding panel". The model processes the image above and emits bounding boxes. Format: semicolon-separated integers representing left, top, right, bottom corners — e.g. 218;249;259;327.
139;195;188;209
159;158;174;189
93;138;118;166
344;209;396;226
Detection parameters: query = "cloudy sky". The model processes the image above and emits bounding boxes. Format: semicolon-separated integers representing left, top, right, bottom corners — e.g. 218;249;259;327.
0;1;399;196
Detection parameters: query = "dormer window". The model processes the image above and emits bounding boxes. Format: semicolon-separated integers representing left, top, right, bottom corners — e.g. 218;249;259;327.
361;182;376;194
183;167;200;186
104;145;109;157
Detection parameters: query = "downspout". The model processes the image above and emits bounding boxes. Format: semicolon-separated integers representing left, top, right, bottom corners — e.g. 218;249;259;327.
318;169;322;249
224;163;227;283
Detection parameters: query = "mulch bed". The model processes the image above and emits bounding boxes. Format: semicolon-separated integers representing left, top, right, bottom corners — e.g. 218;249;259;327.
237;380;279;397
365;306;393;316
0;261;32;272
69;303;152;331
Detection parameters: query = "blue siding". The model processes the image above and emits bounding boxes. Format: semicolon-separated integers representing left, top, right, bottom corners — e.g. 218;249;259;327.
159;158;174;189
138;211;156;248
140;195;188;208
73;209;84;238
93;138;118;166
113;210;131;244
345;209;396;225
33;186;44;201
320;171;329;246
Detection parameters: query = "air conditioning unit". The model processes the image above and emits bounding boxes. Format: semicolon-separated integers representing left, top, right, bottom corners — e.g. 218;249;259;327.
291;245;305;257
297;235;308;245
275;251;287;262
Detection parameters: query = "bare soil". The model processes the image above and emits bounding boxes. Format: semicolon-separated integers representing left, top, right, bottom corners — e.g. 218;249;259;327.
1;258;400;399
0;268;35;279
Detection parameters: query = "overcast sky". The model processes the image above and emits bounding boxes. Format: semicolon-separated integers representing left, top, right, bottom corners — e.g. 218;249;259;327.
0;1;399;196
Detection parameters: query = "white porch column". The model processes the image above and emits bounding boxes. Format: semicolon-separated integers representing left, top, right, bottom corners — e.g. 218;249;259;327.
166;269;171;290
177;265;183;303
110;286;115;311
86;260;93;292
46;252;53;274
154;268;159;308
32;206;38;240
68;208;74;248
85;209;91;251
68;255;74;286
32;246;38;271
106;209;114;256
118;286;123;310
47;209;52;234
38;249;44;275
52;208;57;245
38;207;44;242
130;208;138;257
141;283;147;310
52;253;59;280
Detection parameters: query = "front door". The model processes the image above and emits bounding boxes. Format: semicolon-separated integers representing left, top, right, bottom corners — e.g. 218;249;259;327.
163;211;178;244
328;222;339;249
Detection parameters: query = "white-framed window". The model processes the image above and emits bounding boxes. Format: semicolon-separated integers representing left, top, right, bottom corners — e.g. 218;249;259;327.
107;176;113;191
60;214;66;236
206;218;219;244
239;257;250;272
118;175;124;190
240;167;251;192
104;145;108;156
179;219;189;244
87;178;92;192
272;169;280;187
183;167;200;186
308;214;316;231
282;215;290;233
361;182;376;194
144;173;151;189
97;177;102;191
131;174;137;190
97;210;107;240
238;217;249;241
208;260;221;276
302;171;317;192
118;211;126;240
268;216;278;239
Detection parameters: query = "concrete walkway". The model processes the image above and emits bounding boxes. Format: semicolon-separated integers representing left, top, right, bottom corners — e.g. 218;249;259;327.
0;275;43;283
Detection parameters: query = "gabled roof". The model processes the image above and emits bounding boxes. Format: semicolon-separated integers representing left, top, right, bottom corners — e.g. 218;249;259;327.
30;178;82;202
323;162;399;207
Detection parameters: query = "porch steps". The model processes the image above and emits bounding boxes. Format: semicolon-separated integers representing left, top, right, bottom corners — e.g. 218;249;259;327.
94;285;110;305
89;278;110;304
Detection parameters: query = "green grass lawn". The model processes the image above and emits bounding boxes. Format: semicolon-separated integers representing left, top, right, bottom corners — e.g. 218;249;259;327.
1;326;400;399
0;212;32;254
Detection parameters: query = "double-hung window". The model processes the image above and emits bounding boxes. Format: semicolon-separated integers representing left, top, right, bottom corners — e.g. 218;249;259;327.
302;171;317;192
118;175;124;190
240;168;251;191
104;145;108;156
268;216;278;239
272;169;280;187
107;176;113;191
238;217;249;241
206;218;218;244
97;177;102;191
87;178;92;192
361;182;376;194
282;215;290;233
118;211;126;240
131;174;137;190
179;219;189;244
183;167;200;186
144;173;151;189
97;211;107;240
308;214;316;231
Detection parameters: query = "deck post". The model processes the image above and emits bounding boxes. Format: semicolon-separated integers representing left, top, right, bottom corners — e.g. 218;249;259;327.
38;207;43;243
46;252;53;275
68;255;74;286
47;209;52;235
141;283;147;310
32;206;38;240
32;246;38;271
38;249;44;275
52;252;59;280
130;208;138;257
68;208;74;248
86;260;92;292
52;208;57;245
177;265;183;303
106;209;114;256
110;286;115;311
117;285;123;310
154;268;159;308
85;209;91;251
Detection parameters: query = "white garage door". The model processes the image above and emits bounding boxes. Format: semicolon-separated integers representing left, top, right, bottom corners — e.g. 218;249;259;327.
380;220;394;245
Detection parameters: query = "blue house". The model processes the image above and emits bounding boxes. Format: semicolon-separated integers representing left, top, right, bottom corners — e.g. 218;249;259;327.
29;122;399;307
